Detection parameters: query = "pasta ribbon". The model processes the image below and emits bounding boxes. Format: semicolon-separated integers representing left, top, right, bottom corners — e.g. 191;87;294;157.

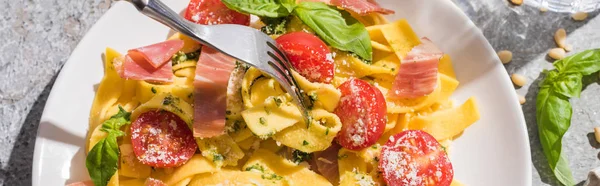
292;71;341;112
242;95;301;139
88;48;125;150
243;149;331;186
168;32;201;53
272;109;341;153
188;169;278;186
408;97;480;140
196;134;244;168
377;19;422;59
136;76;194;105
338;149;377;186
153;154;217;185
118;144;151;179
131;93;194;126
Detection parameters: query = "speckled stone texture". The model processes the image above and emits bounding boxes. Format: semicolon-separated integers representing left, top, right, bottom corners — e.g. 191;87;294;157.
0;0;598;185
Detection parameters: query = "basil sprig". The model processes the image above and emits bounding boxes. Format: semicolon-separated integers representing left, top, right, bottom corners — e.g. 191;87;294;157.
222;0;372;60
222;0;296;18
86;106;131;186
537;49;600;186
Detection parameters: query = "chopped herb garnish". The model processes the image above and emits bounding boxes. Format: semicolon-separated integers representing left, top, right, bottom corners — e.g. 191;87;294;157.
187;93;193;99
302;140;309;146
225;110;231;115
309;92;318;101
391;68;395;71
350;52;372;64
213;153;224;162
273;97;283;107
245;163;265;173
262;173;283;180
260;17;288;35
171;49;201;66
151;87;157;94
162;95;174;105
373;157;379;162
325;127;330;135
292;150;312;164
338;154;348;160
259;117;267;125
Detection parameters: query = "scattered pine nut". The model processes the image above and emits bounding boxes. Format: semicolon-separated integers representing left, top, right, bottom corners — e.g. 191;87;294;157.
540;7;548;12
518;95;526;105
510;0;523;5
497;50;513;64
572;11;588;21
548;48;566;60
594;127;600;144
511;74;527;87
554;28;567;49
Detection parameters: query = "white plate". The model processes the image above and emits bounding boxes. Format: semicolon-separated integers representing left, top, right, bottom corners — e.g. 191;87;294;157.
32;0;532;185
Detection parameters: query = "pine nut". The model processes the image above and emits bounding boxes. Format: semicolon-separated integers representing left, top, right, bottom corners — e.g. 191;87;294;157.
510;0;523;5
511;74;527;87
554;28;567;49
572;12;588;21
497;50;513;64
594;127;600;144
548;48;566;60
518;95;526;105
540;7;548;12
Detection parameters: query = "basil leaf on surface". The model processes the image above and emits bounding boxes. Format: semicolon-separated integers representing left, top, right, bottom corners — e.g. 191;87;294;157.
554;49;600;75
86;133;120;186
536;49;600;186
293;2;372;60
222;0;295;18
85;106;132;186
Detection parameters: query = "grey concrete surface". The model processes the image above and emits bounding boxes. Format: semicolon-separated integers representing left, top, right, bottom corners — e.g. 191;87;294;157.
0;0;598;185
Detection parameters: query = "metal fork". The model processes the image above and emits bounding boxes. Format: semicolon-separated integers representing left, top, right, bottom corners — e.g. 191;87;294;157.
125;0;312;121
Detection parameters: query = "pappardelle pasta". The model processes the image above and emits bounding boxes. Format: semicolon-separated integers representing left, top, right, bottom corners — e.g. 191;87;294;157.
78;0;480;186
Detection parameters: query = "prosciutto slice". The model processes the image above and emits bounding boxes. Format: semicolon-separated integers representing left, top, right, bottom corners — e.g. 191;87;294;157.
119;55;174;83
193;47;236;138
315;143;341;184
128;40;184;68
303;0;394;15
389;38;443;98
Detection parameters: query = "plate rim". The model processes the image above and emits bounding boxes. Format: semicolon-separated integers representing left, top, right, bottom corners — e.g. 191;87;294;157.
31;0;533;185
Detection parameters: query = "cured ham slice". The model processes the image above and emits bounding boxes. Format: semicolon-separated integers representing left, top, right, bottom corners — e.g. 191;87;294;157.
315;143;341;184
303;0;394;15
193;47;236;138
128;40;184;68
119;55;174;83
389;38;443;98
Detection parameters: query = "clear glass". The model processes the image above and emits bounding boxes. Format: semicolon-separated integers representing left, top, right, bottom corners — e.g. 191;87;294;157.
530;0;600;12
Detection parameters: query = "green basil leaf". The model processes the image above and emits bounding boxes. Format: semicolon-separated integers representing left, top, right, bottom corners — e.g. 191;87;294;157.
222;0;295;18
536;87;575;186
554;49;600;75
293;2;372;60
552;73;583;98
86;133;120;186
100;106;131;136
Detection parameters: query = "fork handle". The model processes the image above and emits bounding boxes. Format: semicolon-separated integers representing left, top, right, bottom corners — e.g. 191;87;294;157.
124;0;208;44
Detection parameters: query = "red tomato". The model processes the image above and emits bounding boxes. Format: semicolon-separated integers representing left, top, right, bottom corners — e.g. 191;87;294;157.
184;0;250;25
379;130;453;186
276;32;334;83
131;110;196;168
334;78;386;150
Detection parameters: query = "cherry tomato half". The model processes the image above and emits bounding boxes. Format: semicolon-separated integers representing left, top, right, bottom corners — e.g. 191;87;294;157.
379;130;454;186
334;78;386;150
131;110;197;168
276;32;334;83
184;0;250;26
